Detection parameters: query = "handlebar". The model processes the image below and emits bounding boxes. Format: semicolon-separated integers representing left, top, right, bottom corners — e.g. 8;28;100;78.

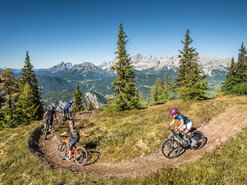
168;128;183;134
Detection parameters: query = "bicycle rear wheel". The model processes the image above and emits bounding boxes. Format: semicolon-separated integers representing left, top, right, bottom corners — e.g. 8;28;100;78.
74;147;88;166
161;138;181;159
57;142;67;160
191;130;206;150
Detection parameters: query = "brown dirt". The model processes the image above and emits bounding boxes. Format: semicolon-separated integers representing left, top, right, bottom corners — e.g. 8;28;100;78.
31;105;247;178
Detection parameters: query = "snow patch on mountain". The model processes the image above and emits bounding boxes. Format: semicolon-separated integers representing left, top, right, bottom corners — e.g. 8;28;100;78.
98;54;231;76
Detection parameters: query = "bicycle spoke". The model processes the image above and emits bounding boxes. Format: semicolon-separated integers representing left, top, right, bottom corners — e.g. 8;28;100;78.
162;139;181;159
74;147;87;166
57;142;67;160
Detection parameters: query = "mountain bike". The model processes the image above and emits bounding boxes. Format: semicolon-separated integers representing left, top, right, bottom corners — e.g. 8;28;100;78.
161;128;206;159
62;110;75;121
57;136;88;166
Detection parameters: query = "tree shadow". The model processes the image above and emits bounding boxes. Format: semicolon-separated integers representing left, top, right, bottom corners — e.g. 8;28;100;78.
28;125;45;158
85;151;101;165
82;141;101;165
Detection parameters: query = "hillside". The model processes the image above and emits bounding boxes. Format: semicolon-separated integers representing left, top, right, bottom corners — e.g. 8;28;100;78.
0;96;246;184
41;89;108;110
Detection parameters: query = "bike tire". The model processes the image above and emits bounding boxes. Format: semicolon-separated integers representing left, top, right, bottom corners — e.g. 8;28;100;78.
191;130;206;150
57;142;67;160
161;138;181;159
74;147;88;166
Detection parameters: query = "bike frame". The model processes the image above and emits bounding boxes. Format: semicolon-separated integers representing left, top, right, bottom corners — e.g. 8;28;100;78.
64;138;80;158
170;129;190;146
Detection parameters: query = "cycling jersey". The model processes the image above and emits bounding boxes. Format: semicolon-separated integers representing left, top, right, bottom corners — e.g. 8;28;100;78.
45;110;55;121
175;114;191;124
64;102;73;109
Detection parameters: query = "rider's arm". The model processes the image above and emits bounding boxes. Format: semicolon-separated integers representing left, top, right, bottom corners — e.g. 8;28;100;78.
43;111;47;118
169;119;176;127
177;119;185;130
60;128;70;136
60;131;67;136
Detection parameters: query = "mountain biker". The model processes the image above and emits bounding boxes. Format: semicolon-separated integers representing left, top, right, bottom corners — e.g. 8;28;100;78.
43;106;56;133
63;100;73;119
167;108;196;146
60;120;80;161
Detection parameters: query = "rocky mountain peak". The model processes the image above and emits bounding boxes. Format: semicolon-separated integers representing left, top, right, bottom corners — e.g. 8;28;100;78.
98;54;231;76
72;62;98;70
49;61;73;73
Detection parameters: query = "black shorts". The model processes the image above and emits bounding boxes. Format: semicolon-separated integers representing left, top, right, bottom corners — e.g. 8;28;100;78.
45;119;53;127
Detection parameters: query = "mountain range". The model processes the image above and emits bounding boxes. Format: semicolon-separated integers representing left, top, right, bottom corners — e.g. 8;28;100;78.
0;54;231;109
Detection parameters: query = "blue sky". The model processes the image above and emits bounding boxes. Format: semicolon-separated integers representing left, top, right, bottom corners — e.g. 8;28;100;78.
0;0;246;69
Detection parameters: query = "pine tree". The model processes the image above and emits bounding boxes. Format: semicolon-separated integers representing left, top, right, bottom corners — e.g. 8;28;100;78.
235;42;247;84
73;81;84;113
174;29;209;100
16;83;38;125
0;69;19;128
222;43;247;95
135;87;143;106
86;98;96;111
150;77;163;104
17;51;43;122
161;72;174;102
222;57;237;92
105;23;140;112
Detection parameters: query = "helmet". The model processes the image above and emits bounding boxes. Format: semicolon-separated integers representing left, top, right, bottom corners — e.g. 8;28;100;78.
170;108;179;116
50;105;55;110
70;99;74;104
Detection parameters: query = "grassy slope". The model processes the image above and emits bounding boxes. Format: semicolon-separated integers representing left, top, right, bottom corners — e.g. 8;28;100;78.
0;95;246;184
76;95;247;162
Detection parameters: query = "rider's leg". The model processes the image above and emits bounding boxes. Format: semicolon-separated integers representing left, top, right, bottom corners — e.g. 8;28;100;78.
49;120;53;132
44;119;48;130
67;139;77;160
66;108;69;119
183;122;192;143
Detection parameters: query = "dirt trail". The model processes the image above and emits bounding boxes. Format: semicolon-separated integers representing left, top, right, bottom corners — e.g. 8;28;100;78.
34;105;247;177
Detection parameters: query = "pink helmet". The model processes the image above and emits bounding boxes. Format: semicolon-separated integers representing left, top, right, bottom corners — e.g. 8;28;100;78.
170;108;179;115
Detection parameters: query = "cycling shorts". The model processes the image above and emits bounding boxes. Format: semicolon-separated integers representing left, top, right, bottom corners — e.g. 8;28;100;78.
45;119;53;127
182;121;192;131
69;138;78;151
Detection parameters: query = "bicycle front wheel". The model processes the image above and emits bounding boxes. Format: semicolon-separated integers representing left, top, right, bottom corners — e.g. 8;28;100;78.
74;147;88;166
57;142;67;160
161;138;181;159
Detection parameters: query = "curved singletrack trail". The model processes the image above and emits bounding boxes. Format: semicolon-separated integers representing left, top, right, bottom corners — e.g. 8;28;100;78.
35;105;247;177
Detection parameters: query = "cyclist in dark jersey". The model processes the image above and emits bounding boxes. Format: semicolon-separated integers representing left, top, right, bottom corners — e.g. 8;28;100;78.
44;106;56;132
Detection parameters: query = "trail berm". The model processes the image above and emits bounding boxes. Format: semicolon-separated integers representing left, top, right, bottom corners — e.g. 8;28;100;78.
29;105;247;177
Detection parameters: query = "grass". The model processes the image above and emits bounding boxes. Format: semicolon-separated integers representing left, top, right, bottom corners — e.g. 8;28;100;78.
73;95;247;162
0;95;247;184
